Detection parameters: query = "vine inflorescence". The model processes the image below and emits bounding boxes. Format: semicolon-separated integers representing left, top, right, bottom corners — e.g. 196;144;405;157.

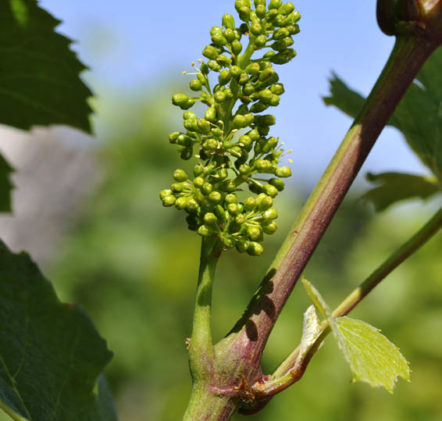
160;0;300;256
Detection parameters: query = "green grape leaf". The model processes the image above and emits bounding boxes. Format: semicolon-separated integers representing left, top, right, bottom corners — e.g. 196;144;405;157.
0;155;14;213
0;239;117;421
323;47;442;184
302;279;410;393
322;72;365;120
334;317;410;393
363;171;441;211
0;0;93;133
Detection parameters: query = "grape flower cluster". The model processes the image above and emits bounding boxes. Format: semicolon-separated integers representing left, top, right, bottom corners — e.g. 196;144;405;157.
160;0;300;256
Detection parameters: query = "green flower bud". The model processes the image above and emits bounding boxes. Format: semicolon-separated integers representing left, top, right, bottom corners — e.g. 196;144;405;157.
251;22;263;35
231;40;243;55
193;165;204;176
255;34;267;48
208;191;222;203
243;83;255;96
236;239;250;253
205;106;217;122
208;60;221;71
273;27;289;40
263;184;279;197
259;67;276;82
173;169;188;181
275;166;292;177
214;90;227;102
198;225;212;237
239;135;252;147
244;199;257;215
256;193;273;210
194;176;205;188
183;111;196;120
232;114;247;129
202;45;220;60
286;24;300;35
202;182;213;194
186;198;199;212
215;204;227;221
269;178;285;191
256;114;276;126
177;134;192;146
160;189;173;199
263;207;278;220
246;62;261;75
222;13;236;29
250;101;269;113
184;119;198;131
171;182;184;193
217;168;228;179
280;2;295;15
169;132;180;144
230;146;242;157
221;234;234;248
258;88;274;103
216;54;231;66
270;48;297;64
203;138;218;151
255;159;272;172
223;179;237;192
239;72;249;84
219;69;232;85
230;65;242;77
235;214;246;224
269;0;282;9
248;129;261;141
238;6;251;21
211;26;227;46
256;4;266;19
227;203;240;215
189;79;203;91
263;220;278;234
271;83;285;95
248;241;264;256
239;163;251;174
161;195;176;207
270;95;280;106
224;28;236;43
247;225;262;241
172;93;189;107
197;118;211;134
180;148;193;160
225;193;238;204
204;212;218;226
175;196;188;210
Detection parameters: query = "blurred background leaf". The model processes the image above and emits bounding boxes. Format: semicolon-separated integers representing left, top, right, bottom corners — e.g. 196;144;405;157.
323;48;442;211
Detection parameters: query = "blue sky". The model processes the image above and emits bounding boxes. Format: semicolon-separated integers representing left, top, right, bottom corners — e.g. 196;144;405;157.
39;0;427;185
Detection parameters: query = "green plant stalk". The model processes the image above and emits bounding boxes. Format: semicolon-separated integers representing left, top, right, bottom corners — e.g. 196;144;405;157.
252;207;442;396
187;237;219;378
210;34;439;416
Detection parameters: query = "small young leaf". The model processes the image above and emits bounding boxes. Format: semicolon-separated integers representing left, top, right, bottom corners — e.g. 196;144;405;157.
0;239;117;421
301;277;331;320
0;154;14;213
363;172;441;211
298;305;322;362
334;317;410;393
0;0;93;133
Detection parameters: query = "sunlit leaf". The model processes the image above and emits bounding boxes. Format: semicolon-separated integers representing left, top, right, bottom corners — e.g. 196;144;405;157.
0;0;93;132
0;239;116;420
334;317;410;393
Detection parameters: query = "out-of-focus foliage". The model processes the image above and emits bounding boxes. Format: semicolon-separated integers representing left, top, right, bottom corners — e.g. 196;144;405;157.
323;47;442;211
0;0;93;213
47;88;442;421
